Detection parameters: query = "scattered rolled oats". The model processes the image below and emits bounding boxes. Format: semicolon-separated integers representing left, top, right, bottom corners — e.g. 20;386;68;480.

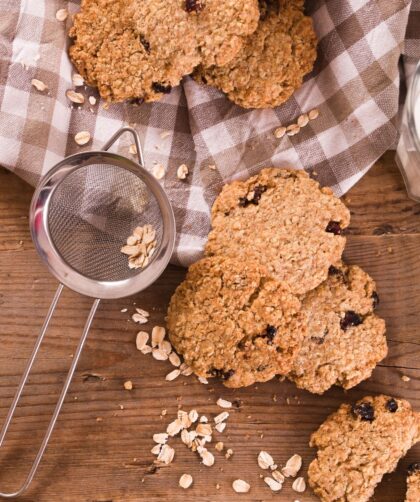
274;126;287;139
214;411;229;424
153;433;168;444
308;108;320;120
152;326;166;347
216;398;232;409
198;376;208;384
31;79;48;92
136;331;149;351
215;422;226;433
225;448;233;459
232;479;250;493
272;470;285;483
169;352;181;367
72;73;84;87
165;369;181;381
198;447;215;466
297;113;309;127
151;444;161;455
402;375;411;382
177;164;189;180
135;308;149;318
179;412;192;429
196;423;212;436
166;419;184;436
180;363;193;376
88;95;97;105
282;454;302;477
129;143;137;155
120;308;128;313
140;345;152;355
215;441;224;452
66;89;84;104
199;415;208;423
188;409;199;423
160;131;171;139
264;477;282;492
179;473;193;489
258;451;274;470
132;312;148;324
286;124;300;136
124;380;133;390
156;444;175;465
152;347;169;361
181;429;192;447
292;477;306;493
74;131;91;145
55;8;68;21
153;163;165;180
160;340;172;356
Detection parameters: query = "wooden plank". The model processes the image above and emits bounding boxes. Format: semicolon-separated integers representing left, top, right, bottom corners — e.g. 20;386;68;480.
0;158;420;502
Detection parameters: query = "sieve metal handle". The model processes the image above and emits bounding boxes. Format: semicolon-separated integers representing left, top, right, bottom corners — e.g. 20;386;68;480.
102;126;145;167
0;285;100;498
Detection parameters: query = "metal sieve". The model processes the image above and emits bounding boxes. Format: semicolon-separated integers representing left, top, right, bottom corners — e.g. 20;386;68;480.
0;127;176;498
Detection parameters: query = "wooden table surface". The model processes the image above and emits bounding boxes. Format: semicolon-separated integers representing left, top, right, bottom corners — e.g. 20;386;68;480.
0;152;419;502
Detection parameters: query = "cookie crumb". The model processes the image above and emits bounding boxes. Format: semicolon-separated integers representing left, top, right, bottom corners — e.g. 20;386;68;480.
129;144;137;155
88;95;97;105
124;380;133;390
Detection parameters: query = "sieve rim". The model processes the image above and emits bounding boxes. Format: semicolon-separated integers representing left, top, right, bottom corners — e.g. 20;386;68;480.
29;150;176;299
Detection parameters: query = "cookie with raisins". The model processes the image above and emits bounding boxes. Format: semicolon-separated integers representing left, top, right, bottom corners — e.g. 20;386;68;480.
309;395;420;502
167;256;307;387
287;262;387;394
205;168;350;295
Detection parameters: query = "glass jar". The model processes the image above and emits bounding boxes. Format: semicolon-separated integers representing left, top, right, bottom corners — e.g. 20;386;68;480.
396;61;420;201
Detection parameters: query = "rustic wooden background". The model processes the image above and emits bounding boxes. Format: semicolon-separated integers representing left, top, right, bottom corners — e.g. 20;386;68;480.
0;152;419;501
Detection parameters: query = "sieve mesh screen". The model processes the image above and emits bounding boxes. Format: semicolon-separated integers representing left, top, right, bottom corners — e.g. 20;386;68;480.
48;163;163;281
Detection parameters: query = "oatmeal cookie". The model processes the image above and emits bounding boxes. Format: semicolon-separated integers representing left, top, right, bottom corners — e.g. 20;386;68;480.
167;256;307;388
205;168;350;295
406;463;420;502
69;0;259;103
194;0;317;108
287;263;387;394
308;395;420;502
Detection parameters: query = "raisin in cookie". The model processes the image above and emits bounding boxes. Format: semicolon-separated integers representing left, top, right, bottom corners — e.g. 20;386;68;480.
406;464;420;502
205;168;350;295
167;256;307;388
287;263;387;394
308;395;420;502
69;0;259;103
194;0;317;108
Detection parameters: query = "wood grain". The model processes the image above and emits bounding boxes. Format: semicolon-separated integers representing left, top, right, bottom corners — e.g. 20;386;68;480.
0;151;420;502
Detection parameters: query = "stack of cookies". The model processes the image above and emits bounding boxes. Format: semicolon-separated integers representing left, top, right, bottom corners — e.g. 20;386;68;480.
167;168;388;393
69;0;317;108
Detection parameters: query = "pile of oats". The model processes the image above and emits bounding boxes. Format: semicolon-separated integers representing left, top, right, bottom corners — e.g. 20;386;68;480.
121;224;157;269
150;405;231;482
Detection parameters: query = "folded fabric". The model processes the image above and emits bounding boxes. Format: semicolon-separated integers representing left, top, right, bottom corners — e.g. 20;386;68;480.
0;0;418;266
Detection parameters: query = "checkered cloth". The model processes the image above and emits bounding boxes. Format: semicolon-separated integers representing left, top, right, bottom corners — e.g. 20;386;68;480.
0;1;419;266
